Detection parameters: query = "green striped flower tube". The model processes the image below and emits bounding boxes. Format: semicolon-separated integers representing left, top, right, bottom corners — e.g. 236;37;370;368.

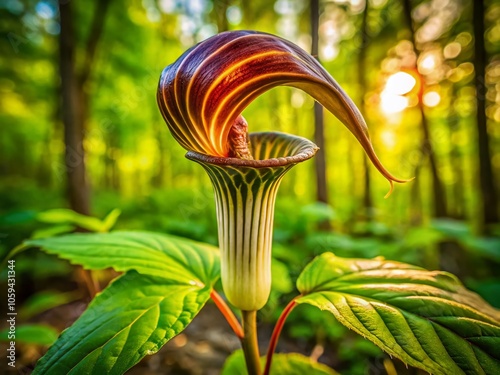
157;30;408;310
187;132;317;310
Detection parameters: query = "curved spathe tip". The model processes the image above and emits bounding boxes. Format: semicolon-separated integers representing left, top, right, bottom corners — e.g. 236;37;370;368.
157;30;412;194
384;177;415;199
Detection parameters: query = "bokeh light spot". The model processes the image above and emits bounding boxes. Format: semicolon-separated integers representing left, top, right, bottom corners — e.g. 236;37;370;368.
423;91;441;107
385;72;417;95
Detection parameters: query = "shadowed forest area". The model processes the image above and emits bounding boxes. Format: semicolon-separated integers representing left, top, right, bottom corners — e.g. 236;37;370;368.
1;0;500;374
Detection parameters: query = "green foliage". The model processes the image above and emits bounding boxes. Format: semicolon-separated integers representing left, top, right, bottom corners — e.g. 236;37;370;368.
31;224;77;239
430;219;500;262
468;279;500;309
97;188;219;245
21;231;220;285
296;253;500;375
33;270;211;374
431;219;470;239
274;201;336;242
284;305;381;374
402;225;446;248
15;231;221;374
287;304;347;341
35;208;121;234
221;350;339;375
462;236;500;262
18;290;81;320
271;258;294;294
0;324;59;346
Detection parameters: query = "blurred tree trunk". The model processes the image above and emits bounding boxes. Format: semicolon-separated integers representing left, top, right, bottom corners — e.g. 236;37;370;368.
241;1;251;27
214;1;229;32
104;131;120;190
152;127;165;189
59;1;90;215
37;127;53;187
402;0;447;219
473;0;499;232
58;0;111;215
401;0;464;274
311;0;331;230
357;0;373;220
448;85;465;219
409;166;423;226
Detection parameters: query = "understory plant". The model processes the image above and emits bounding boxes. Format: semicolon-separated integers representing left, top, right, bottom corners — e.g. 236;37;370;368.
7;30;500;374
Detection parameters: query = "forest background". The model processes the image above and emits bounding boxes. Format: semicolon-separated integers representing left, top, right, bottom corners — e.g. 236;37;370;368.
1;0;499;373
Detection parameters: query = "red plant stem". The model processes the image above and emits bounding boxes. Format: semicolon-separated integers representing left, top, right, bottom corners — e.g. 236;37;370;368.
210;290;244;339
263;297;298;375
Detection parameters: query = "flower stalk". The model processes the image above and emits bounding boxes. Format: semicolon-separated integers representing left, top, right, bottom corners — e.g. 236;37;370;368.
241;310;262;375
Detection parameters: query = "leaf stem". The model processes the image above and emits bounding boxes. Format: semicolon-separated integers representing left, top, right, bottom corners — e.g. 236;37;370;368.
79;267;99;298
263;298;298;375
210;290;244;339
241;310;262;375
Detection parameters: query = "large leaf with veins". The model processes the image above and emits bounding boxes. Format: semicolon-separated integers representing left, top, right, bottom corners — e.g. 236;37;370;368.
296;253;500;375
23;231;220;286
33;271;211;374
20;231;221;374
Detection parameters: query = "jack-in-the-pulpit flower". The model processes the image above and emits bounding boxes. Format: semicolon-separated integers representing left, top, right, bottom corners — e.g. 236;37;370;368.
157;30;407;311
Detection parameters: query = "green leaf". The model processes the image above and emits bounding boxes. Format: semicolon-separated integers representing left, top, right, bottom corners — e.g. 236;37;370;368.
221;350;339;375
36;209;106;232
0;210;37;225
0;324;59;346
462;236;500;262
24;231;220;286
101;209;121;232
296;252;500;375
271;258;293;294
403;226;445;248
19;290;81;319
31;224;76;239
467;279;500;309
300;203;336;223
34;208;121;233
431;218;470;239
34;270;211;374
